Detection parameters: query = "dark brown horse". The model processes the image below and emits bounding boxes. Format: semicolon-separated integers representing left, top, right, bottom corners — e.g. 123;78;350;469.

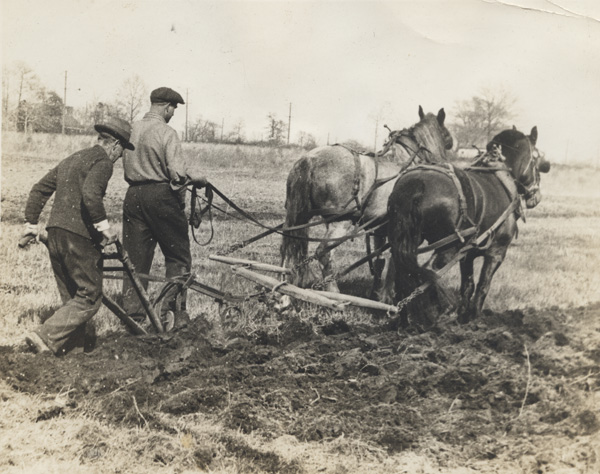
384;126;550;326
280;107;453;295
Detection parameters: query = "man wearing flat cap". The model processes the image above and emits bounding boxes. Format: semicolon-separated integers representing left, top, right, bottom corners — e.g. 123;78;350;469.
21;117;134;355
122;86;208;326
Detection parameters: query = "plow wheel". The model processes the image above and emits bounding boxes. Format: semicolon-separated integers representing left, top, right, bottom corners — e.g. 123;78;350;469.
153;281;185;332
219;302;243;331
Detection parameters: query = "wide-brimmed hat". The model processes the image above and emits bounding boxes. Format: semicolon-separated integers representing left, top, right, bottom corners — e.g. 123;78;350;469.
150;87;185;105
94;117;135;150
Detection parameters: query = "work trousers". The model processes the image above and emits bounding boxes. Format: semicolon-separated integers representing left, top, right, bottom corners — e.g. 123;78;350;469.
36;228;103;354
122;183;191;317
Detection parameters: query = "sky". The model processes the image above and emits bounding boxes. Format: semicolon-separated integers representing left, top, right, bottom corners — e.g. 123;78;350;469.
2;0;600;164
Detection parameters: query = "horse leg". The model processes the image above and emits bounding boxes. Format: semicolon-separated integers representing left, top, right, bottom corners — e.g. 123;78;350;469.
378;252;395;304
370;231;388;299
467;247;508;321
315;221;351;292
457;252;476;323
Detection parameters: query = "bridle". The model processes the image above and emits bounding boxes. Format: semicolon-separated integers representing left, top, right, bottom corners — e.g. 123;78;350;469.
515;138;543;200
378;126;433;164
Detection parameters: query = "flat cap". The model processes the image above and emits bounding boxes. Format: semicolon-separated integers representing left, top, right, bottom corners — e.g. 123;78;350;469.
94;116;135;150
150;87;185;105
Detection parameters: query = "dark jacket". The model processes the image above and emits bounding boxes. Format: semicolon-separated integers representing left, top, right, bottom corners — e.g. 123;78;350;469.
25;145;113;240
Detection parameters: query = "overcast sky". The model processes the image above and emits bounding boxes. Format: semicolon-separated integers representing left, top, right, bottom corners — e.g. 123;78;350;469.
3;0;600;164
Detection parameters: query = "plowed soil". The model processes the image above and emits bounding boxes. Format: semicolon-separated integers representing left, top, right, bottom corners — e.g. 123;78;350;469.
1;303;599;473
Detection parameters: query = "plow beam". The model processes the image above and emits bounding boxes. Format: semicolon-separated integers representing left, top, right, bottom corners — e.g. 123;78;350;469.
231;266;345;311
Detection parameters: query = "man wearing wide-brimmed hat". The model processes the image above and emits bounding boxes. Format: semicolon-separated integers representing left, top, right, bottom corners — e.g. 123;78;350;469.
21;117;134;356
121;86;208;327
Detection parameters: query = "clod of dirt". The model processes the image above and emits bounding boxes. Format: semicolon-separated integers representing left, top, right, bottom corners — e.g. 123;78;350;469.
577;410;600;435
321;319;351;335
378;427;414;453
161;387;229;415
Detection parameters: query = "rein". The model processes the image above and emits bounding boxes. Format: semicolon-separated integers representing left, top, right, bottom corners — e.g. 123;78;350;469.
203;183;386;248
189;185;214;245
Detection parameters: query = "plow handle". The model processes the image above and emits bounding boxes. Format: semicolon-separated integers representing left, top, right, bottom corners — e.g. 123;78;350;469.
113;240;165;333
18;234;37;248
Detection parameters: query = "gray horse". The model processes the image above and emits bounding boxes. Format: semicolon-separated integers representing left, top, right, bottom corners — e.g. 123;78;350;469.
280;106;453;296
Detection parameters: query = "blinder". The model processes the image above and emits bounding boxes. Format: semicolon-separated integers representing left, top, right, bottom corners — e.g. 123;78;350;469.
519;144;548;208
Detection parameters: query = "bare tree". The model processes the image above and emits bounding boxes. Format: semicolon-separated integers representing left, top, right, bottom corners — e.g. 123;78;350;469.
450;87;517;150
2;61;43;130
225;119;245;143
297;131;317;150
265;113;287;145
2;65;10;123
116;74;148;123
188;116;218;142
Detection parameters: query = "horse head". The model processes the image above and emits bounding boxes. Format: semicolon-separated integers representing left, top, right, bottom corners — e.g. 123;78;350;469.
488;126;550;208
381;106;453;164
416;106;454;156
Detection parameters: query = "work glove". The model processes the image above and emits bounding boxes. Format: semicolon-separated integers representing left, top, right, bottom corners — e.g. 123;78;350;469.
18;222;39;248
101;227;118;247
94;220;118;247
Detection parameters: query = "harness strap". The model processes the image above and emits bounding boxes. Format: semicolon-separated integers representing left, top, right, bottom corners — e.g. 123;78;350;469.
465;165;522;221
407;164;475;242
443;163;469;234
330;144;368;214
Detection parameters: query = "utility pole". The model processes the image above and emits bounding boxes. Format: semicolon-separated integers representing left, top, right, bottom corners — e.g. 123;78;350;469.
373;117;379;153
185;89;189;142
287;102;292;145
62;71;67;134
221;118;224;142
2;75;8;121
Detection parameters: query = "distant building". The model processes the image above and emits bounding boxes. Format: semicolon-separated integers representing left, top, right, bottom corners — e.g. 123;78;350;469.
456;148;481;159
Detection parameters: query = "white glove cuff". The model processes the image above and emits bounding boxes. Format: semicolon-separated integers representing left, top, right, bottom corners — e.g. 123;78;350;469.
93;220;110;232
24;222;38;233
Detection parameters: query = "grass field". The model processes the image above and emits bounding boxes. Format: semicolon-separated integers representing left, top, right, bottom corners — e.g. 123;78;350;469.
1;131;600;473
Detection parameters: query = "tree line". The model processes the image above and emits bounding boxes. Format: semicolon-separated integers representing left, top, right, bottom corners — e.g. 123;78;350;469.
2;61;515;151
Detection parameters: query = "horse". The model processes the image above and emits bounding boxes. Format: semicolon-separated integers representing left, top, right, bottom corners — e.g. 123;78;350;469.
384;126;551;326
280;106;453;296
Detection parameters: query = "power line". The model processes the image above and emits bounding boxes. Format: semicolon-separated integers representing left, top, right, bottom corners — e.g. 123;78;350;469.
185;89;189;142
287;102;292;145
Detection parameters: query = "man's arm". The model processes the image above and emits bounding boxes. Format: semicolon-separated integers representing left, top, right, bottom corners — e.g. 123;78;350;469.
164;131;208;189
24;166;58;225
82;159;117;243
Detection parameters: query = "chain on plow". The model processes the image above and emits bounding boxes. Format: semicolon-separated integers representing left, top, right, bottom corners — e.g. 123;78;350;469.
393;285;426;314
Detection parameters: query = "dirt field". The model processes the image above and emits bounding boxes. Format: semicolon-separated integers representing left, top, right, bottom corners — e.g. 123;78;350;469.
2;300;599;473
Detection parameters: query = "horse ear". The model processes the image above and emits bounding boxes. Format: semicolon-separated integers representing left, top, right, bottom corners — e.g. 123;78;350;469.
512;125;517;130
437;108;446;125
418;105;425;120
530;126;538;145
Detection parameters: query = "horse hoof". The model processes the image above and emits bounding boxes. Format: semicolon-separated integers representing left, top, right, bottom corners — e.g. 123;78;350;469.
457;313;470;325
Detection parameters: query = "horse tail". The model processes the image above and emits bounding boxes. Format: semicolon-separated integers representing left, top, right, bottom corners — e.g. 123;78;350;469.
388;179;441;327
280;157;313;286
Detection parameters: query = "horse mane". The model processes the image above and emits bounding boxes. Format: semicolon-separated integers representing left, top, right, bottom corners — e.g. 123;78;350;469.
411;113;450;161
487;129;526;151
